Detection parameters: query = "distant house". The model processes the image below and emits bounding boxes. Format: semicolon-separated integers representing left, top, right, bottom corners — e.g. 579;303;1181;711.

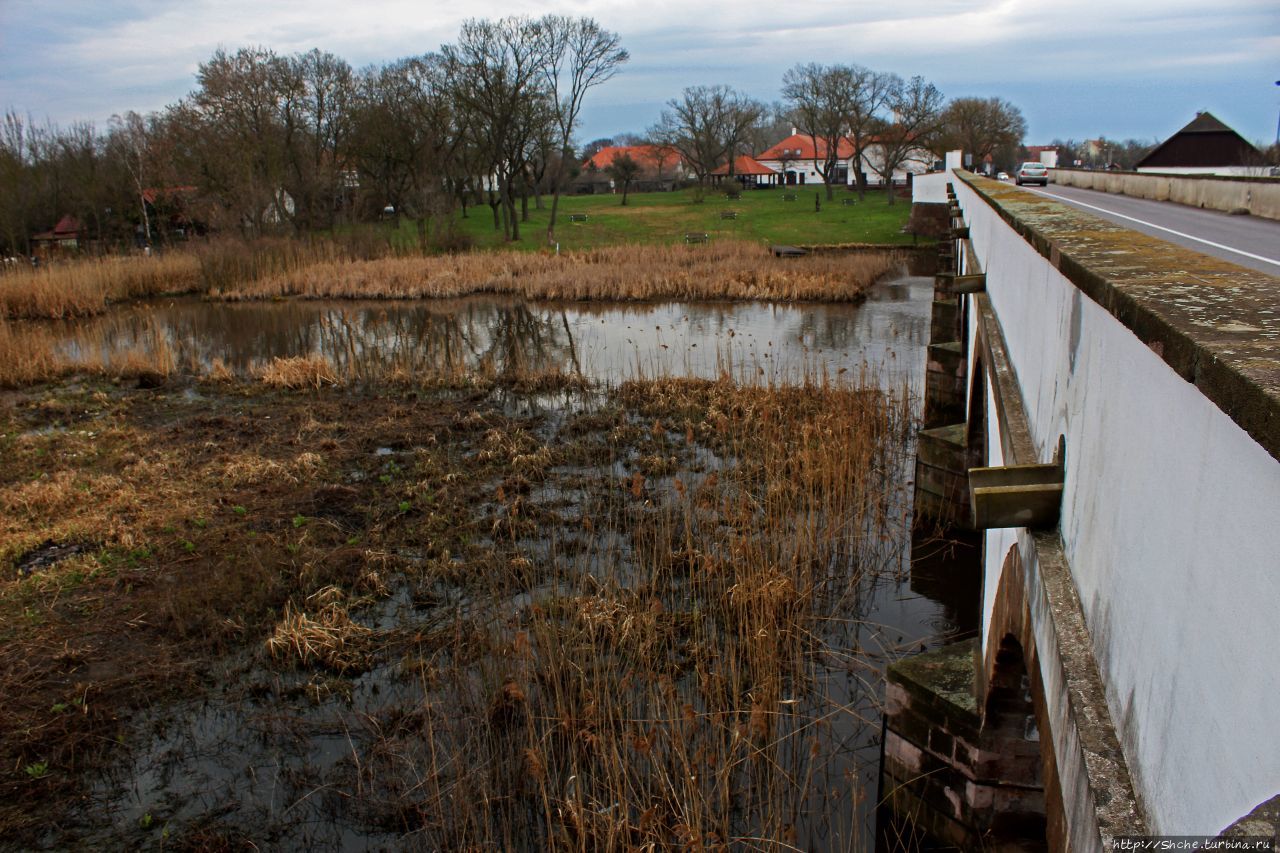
1023;146;1059;168
757;133;854;186
31;215;84;255
142;186;203;240
577;145;685;193
709;155;781;188
1135;112;1266;176
756;131;931;188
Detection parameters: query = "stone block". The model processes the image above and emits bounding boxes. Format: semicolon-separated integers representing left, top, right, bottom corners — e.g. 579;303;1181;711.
885;681;909;715
884;730;924;774
929;726;955;761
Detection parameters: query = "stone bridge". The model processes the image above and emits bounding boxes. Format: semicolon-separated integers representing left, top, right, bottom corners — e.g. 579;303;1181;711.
882;162;1279;850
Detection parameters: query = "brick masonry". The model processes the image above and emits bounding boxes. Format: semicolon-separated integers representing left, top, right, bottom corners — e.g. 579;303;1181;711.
882;639;1049;850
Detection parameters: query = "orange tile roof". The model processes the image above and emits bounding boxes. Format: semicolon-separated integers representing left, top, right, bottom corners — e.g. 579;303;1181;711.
758;133;855;162
710;155;778;176
583;145;681;172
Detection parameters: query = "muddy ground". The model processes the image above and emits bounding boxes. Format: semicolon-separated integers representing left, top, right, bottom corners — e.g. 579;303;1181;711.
0;370;918;850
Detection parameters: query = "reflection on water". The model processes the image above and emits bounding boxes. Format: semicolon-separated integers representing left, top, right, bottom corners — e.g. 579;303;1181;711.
50;274;933;387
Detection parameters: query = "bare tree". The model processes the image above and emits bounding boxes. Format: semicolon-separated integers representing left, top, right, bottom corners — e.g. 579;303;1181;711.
748;101;795;156
185;46;292;234
651;85;762;191
540;15;628;244
782;64;859;200
604;152;641;205
840;65;894;200
108;112;155;247
937;97;1027;171
275;49;355;229
869;75;945;204
0;111;37;255
443;17;554;242
347;54;463;246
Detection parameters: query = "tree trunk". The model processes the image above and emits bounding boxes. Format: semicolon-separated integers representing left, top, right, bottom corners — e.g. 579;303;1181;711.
503;179;518;242
621;182;630;206
546;190;563;246
489;189;501;231
854;146;868;200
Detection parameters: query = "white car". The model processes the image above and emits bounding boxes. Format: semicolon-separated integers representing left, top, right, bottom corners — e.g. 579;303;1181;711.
1015;163;1049;186
996;171;1010;181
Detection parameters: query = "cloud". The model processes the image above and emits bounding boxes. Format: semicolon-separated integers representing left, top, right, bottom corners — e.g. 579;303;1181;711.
0;0;1276;140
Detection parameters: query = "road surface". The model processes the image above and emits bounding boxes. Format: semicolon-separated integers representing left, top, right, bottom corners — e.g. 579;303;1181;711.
1025;183;1280;276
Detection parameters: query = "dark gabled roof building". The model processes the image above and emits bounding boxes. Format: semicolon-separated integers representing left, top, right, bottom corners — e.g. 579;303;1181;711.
1135;111;1265;175
31;215;84;253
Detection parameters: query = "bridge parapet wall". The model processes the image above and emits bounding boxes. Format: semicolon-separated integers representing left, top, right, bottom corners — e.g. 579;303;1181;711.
1050;167;1280;220
953;171;1280;838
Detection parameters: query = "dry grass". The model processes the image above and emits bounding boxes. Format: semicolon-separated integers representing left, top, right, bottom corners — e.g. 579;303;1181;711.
0;254;202;320
214;241;900;303
257;355;340;389
266;589;376;673
0;232;393;321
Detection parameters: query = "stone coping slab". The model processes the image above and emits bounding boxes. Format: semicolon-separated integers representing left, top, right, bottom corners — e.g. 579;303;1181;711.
958;171;1280;461
888;637;979;722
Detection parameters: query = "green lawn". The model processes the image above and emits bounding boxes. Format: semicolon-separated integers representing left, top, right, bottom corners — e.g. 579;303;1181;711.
401;187;920;252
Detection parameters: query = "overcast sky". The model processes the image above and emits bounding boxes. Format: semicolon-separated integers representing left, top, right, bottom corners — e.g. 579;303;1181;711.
1;0;1277;147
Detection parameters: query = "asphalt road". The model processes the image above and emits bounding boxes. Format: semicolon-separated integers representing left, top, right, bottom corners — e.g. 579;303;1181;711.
1023;183;1280;276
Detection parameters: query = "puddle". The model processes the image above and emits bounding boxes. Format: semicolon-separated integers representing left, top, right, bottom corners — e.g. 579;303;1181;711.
16;540;91;576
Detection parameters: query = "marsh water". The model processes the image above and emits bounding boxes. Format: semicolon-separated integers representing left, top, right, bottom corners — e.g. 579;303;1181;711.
53;274;930;387
52;271;980;850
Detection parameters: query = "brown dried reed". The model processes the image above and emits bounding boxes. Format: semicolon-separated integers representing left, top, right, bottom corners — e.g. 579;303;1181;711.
214;242;899;304
266;589;375;673
257;355;340;389
0;254;201;320
0;315;175;388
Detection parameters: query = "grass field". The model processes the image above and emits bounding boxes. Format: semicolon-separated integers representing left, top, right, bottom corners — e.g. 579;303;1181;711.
426;186;919;251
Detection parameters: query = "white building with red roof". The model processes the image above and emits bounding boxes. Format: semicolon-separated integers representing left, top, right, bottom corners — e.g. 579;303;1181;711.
756;131;933;189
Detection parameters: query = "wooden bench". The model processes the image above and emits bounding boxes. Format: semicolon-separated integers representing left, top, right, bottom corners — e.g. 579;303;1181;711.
724;190;741;200
684;232;709;244
720;210;738;220
782;193;797;201
842;198;856;206
568;213;588;222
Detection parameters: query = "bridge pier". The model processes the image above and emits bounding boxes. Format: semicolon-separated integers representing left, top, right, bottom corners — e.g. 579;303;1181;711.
893;190;1055;848
914;193;982;529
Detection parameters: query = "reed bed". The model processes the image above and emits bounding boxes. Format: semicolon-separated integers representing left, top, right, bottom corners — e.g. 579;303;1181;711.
2;238;896;325
0;232;394;321
0;254;202;320
374;374;916;849
214;241;901;304
0;316;175;388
